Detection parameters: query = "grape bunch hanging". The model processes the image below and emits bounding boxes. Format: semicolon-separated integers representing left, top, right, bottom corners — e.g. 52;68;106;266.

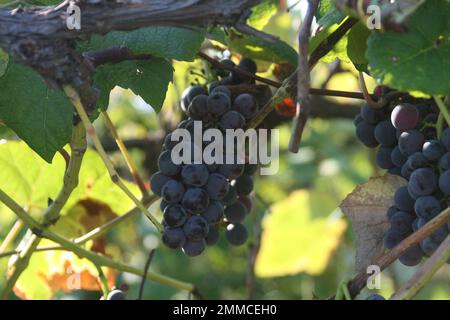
150;57;261;257
354;87;450;266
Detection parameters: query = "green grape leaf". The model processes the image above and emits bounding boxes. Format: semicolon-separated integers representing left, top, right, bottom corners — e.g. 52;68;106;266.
316;0;345;27
227;31;298;66
94;58;173;113
80;26;205;61
247;0;278;30
0;141;139;223
367;0;450;95
256;190;346;277
309;23;350;63
347;22;371;72
0;64;73;163
0;49;8;77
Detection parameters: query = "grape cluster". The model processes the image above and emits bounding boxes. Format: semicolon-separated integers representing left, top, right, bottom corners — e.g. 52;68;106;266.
150;58;259;257
354;88;450;266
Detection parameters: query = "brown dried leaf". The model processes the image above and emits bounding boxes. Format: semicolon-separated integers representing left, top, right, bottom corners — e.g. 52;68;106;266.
340;174;407;272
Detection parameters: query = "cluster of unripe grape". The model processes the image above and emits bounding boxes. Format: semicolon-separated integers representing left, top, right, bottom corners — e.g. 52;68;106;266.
354;87;450;266
150;58;260;257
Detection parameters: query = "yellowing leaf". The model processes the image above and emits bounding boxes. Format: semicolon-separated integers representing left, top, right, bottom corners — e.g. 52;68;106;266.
340;174;407;272
256;190;346;277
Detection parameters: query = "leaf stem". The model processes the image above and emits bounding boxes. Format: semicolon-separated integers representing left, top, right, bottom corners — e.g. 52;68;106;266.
0;219;24;254
64;86;162;233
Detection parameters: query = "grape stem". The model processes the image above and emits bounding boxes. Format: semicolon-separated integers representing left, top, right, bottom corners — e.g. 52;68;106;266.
0;219;24;254
390;234;450;300
95;264;110;298
329;206;450;299
0;189;195;293
138;249;156;300
433;96;450;127
64;86;163;233
358;71;387;109
101;111;149;196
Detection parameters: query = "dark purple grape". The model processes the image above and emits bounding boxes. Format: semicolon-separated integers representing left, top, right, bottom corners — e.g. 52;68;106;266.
430;224;449;243
182;239;206;256
210;85;231;98
389;166;402;176
225;223;248;246
207;92;231;117
224;201;247;223
107;289;126;300
438;170;450;195
420;237;439;257
387;206;398;220
374;120;397;146
361;104;381;124
222;185;238;206
181;164;209;187
188;94;211;122
398;130;425;156
408;168;437;196
391;147;407;167
356;121;378;148
407;152;428;170
182;188;210;214
390;211;414;235
163;204;188;227
218;164;244;180
233;93;259;120
205;226;220;246
219;111;246;130
162;227;186;249
414;196;441;220
183;215;209;241
238;195;253;213
150;172;171;196
394;186;415;212
391;103;419;130
158;150;181;176
205;173;229;200
201;201;224;224
161;180;185;203
399;245;423;266
442;128;450;150
376;147;395;169
353;114;363;126
233;174;254;195
181;86;208;113
384;228;405;249
422;140;445;162
238;58;257;74
163;133;178;150
439;152;450;170
160;199;170;212
366;294;385;300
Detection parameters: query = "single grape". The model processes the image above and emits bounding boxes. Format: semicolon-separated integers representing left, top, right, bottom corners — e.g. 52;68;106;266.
422;140;445;162
207;92;231;118
408;168;437;196
158;150;181;176
390;211;414;235
387;206;398;220
182;239;206;257
233;174;254;195
398;130;425;156
161;180;185;203
390;103;419;130
438;170;450;195
163;133;178;150
361;104;382;124
160;199;169;212
188;94;211;122
210;85;231;98
106;289;126;300
238;195;253;213
391;147;407;167
205;226;220;246
225;223;248;246
356;121;378;148
149;172;171;196
414;196;441;220
205;173;229;200
384;228;405;249
233;93;259;120
238;58;257;74
222;185;238;206
442;128;450;150
218;164;244;180
376;147;395;169
219;110;246;130
394;186;415;212
224;201;247;223
162;227;186;249
353;114;363;127
401;163;413;180
399;245;423;266
439;152;450;170
181;164;209;187
366;294;385;300
430;224;449;243
163;204;188;228
420;237;439;257
181;86;208;113
183;215;209;241
181;188;210;214
201;200;224;224
374;120;397;147
406;152;428;170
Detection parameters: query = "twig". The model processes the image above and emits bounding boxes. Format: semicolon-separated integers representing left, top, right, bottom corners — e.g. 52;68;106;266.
433;96;450;127
0;219;24;254
138;249;156;300
0;189;195;293
288;0;319;153
101;111;148;196
336;206;450;299
390;234;450;300
83;46;153;68
58;148;70;171
95;264;110;298
63;86;162;233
